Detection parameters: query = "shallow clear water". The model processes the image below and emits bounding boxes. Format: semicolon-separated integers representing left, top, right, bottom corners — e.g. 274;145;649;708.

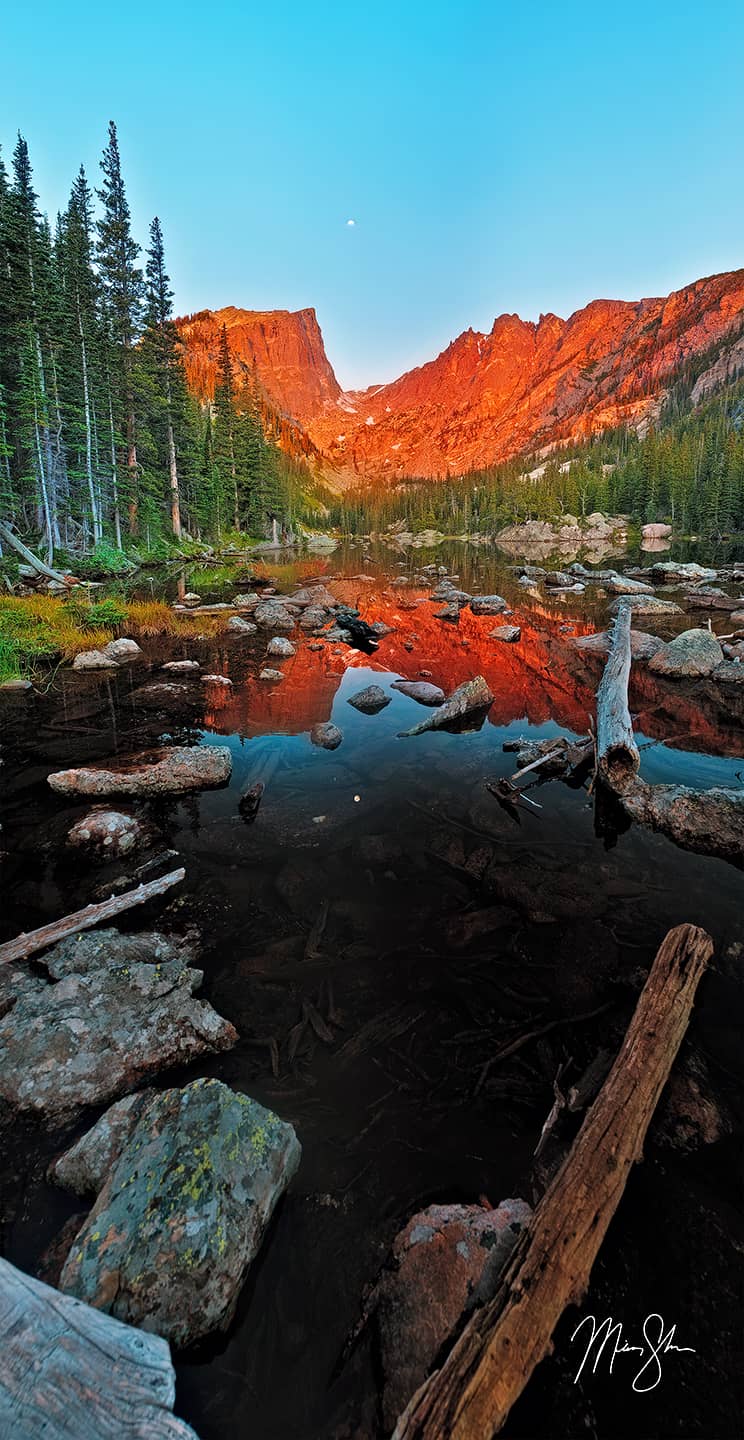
1;540;742;1438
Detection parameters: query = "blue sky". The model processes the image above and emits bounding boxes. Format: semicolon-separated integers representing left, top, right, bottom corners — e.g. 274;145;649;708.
3;1;743;388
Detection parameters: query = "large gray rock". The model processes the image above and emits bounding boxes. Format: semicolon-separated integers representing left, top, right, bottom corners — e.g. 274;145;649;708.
622;780;744;864
373;1200;531;1428
67;808;151;859
604;575;654;595
648;628;724;678
161;660;200;674
573;629;664;661
72;649;118;671
267;636;296;657
0;1256;198;1440
299;605;331;630
609;594;682;617
390;679;445;705
48;745;232;797
650;561;717;584
231;592;261;610
227;615;257;634
642;523;673;539
711;661;744;684
56;1078;301;1347
469;594;508;615
347;684;391;713
253;598;295;631
684;589;743;611
0;931;236;1121
259;667;285;682
103;637;143;662
398;675;494;737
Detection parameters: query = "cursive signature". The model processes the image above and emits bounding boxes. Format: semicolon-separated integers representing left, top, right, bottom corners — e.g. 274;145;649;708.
570;1313;697;1392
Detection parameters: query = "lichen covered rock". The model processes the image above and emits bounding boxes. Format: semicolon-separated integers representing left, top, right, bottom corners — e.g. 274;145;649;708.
48;745;232;797
57;1078;301;1346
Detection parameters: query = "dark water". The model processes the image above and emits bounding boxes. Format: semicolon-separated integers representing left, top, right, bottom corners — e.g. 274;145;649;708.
1;541;742;1439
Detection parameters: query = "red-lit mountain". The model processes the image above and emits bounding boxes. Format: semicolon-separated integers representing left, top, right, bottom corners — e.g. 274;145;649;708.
177;268;744;482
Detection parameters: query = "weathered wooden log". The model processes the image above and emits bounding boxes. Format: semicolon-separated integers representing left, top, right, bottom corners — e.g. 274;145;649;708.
595;602;640;793
0;1256;198;1438
0;519;75;585
393;922;713;1440
0;867;185;966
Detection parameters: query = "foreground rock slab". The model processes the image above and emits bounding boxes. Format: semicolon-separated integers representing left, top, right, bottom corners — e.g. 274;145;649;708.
398;675;494;736
0;1256;198;1439
57;1078;301;1347
374;1200;532;1429
0;930;236;1121
622;780;744;864
48;745;232;797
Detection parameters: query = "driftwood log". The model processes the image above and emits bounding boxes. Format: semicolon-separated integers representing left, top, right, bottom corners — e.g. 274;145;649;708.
0;867;185;966
0;1257;198;1438
393;923;713;1440
595;602;640;793
0;519;75;585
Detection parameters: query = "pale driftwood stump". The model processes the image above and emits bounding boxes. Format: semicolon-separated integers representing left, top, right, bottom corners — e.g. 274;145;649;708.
0;867;185;966
394;923;713;1440
0;1257;199;1438
596;601;640;793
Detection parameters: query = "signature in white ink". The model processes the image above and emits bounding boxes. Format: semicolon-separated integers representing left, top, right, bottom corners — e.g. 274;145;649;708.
570;1313;697;1392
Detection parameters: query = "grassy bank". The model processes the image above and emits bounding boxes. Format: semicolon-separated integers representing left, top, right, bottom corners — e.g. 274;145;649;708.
0;595;232;684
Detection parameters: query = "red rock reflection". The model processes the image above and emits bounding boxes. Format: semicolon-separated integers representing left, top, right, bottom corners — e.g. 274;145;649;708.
199;581;744;756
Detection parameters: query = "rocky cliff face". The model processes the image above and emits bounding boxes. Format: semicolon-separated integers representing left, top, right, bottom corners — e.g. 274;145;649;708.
178;268;744;480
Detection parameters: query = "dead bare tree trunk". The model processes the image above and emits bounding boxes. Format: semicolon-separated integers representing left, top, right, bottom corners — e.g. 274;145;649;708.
0;868;185;966
393;923;713;1440
0;519;73;585
596;601;640;793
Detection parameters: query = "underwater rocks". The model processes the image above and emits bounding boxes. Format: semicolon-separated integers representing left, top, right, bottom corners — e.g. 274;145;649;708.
469;594;508;615
66;808;151;860
47;745;232;797
372;1200;532;1429
259;668;285;682
0;931;236;1121
347;684;391;713
398;675;494;737
489;624;521;643
161;659;200;674
55;1078;301;1348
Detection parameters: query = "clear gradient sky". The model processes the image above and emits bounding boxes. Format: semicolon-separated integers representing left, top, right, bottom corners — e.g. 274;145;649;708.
3;1;743;388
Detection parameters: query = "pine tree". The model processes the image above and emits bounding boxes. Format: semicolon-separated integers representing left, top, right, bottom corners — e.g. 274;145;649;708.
96;121;144;536
142;216;186;538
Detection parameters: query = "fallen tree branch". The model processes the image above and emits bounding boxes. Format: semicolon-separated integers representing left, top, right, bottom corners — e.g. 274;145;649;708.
0;868;186;966
596;602;640;793
0;519;76;585
394;923;713;1440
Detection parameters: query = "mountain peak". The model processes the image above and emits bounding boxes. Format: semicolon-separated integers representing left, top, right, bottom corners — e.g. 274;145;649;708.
177;267;744;480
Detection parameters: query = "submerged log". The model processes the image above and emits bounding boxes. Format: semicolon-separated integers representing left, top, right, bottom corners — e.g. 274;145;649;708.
0;1256;198;1438
393;923;713;1440
595;602;640;793
0;868;185;966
